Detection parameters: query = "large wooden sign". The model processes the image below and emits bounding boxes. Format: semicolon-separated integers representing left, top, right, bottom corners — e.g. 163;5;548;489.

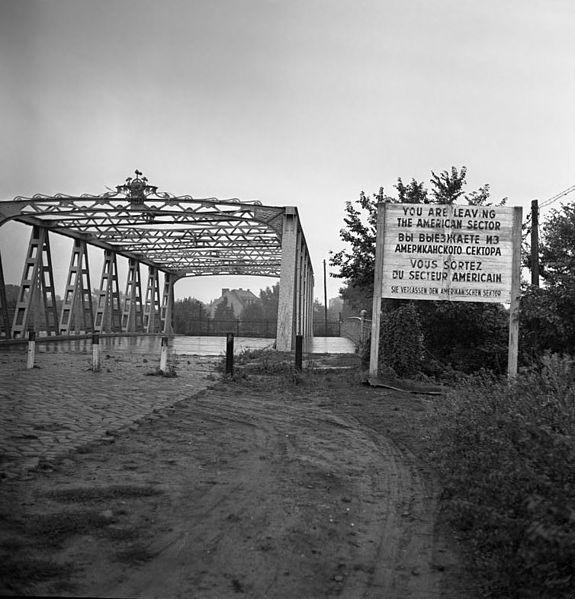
381;203;517;303
369;201;523;379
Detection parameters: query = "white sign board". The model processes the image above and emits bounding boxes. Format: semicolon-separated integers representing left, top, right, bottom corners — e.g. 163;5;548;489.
369;201;523;379
381;203;516;303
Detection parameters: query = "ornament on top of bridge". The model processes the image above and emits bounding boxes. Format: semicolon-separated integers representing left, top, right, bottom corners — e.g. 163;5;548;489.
116;170;158;204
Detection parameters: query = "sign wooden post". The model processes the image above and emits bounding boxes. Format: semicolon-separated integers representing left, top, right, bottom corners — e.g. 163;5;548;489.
370;202;523;379
507;207;523;379
369;201;386;377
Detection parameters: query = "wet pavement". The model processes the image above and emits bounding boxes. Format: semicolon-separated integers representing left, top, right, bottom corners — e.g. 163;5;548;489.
0;335;356;481
308;336;356;354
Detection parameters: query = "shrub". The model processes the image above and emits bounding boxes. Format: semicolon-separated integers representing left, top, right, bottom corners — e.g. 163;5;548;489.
433;355;575;597
520;285;575;363
416;300;509;374
360;300;509;378
379;302;424;377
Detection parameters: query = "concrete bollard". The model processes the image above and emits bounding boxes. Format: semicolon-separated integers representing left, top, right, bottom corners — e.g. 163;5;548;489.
26;331;36;369
225;333;234;376
92;333;101;372
160;336;169;373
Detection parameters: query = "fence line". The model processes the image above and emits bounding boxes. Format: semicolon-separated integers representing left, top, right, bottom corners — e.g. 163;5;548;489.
341;314;371;348
176;318;342;338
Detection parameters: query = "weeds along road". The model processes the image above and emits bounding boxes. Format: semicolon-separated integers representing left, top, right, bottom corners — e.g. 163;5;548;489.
0;366;477;598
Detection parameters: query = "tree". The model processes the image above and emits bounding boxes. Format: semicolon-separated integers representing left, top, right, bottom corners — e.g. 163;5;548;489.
240;302;265;321
395;178;429;204
173;297;207;334
259;284;279;320
330;167;496;310
213;296;237;334
329;189;379;313
312;300;323;320
313;300;342;323
520;203;575;359
240;301;262;335
331;166;509;374
539;203;575;287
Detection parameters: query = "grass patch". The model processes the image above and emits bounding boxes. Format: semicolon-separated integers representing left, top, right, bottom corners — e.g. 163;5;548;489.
220;347;361;388
311;352;361;368
225;348;295;375
45;484;162;503
432;354;575;598
234;347;289;365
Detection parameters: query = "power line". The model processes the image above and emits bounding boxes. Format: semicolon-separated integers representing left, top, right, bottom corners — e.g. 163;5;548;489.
539;184;575;209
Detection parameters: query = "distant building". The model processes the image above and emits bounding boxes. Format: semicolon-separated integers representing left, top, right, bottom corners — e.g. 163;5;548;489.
209;288;259;318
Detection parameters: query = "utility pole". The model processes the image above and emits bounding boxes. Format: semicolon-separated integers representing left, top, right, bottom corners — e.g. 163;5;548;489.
531;199;539;286
323;259;328;336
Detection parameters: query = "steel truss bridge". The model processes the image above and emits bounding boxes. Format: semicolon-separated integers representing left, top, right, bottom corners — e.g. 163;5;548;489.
0;171;314;351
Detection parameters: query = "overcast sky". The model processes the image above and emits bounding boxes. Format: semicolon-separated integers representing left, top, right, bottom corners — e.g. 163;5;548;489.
1;0;573;304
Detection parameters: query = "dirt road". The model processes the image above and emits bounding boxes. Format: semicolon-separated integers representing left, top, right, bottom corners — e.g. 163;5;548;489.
0;367;477;598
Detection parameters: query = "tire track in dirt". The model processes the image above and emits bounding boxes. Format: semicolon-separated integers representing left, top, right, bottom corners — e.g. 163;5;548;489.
105;390;445;598
356;426;441;598
1;381;470;598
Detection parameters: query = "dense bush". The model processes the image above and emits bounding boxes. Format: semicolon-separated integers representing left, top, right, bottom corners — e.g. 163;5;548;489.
378;302;424;377
432;354;575;598
358;302;425;377
417;300;509;374
520;284;575;363
360;300;509;378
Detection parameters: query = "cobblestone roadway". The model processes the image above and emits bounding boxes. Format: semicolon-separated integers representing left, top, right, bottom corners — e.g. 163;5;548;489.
0;348;216;480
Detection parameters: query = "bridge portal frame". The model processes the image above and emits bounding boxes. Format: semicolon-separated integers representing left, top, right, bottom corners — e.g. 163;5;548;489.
0;172;313;349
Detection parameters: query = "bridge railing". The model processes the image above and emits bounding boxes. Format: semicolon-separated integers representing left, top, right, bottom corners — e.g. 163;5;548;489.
176;318;278;338
341;314;371;348
175;318;343;338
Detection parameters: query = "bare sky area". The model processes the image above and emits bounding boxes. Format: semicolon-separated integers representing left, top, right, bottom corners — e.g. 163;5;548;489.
1;0;573;304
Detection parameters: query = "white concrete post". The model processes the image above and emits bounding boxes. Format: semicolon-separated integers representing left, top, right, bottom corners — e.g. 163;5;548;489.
92;333;101;372
26;331;36;369
160;336;169;373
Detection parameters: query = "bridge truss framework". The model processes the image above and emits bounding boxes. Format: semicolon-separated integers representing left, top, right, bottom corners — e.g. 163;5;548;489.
0;172;314;350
